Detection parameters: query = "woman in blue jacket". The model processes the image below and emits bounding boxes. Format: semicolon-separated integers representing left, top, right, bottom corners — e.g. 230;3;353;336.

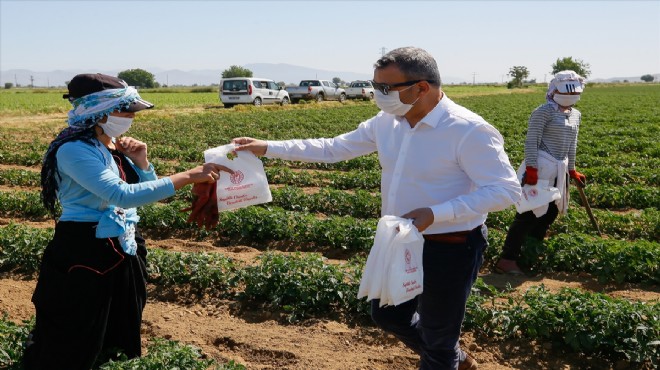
23;73;232;369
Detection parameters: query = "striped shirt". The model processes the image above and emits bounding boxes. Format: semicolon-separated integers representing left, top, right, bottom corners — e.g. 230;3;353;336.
524;103;580;170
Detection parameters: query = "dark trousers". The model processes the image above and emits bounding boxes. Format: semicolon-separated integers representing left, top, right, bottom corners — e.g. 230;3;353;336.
371;225;488;370
23;221;148;370
500;202;559;260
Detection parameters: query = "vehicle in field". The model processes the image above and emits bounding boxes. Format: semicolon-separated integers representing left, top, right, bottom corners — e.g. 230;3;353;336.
345;80;375;100
220;77;290;108
285;80;346;103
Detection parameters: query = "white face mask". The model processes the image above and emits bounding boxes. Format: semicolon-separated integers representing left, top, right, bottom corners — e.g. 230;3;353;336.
99;116;133;138
553;94;580;107
374;85;419;116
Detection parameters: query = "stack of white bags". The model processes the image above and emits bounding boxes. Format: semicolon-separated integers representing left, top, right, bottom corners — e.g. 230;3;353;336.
358;216;424;307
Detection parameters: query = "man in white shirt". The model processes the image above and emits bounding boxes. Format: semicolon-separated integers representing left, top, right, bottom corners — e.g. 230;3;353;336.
233;46;521;370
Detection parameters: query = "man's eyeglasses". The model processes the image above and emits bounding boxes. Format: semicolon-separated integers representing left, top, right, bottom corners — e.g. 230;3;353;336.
370;79;436;95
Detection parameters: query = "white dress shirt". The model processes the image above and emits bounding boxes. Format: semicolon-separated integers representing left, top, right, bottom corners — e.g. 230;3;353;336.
266;95;521;234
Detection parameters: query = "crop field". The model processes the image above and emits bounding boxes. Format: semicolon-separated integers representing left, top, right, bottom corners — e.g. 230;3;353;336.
0;84;658;369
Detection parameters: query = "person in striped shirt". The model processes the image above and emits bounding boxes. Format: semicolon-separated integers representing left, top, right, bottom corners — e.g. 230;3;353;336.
495;70;587;275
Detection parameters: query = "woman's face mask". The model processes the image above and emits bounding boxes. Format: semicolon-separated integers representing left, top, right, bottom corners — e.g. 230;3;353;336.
374;85;419;116
99;115;133;138
552;93;581;107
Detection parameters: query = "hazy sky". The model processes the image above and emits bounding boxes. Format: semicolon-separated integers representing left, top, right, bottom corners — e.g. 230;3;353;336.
1;0;659;83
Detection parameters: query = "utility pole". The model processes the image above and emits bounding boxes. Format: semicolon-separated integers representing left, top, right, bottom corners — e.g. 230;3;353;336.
30;75;34;88
380;47;387;57
472;72;477;85
14;74;17;87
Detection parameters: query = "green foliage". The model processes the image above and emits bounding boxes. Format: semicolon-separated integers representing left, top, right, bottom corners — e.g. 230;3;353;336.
508;66;530;88
0;168;40;187
147;249;240;294
641;74;655;83
117;68;157;88
551;57;591;78
0;223;51;274
465;285;659;365
239;252;368;322
97;337;243;369
0;314;33;369
222;65;253;78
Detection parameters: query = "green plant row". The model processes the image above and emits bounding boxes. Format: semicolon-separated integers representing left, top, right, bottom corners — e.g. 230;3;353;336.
570;184;660;209
3;166;659;211
465;284;659;367
486;206;659;242
2;233;656;366
0;168;40;187
3;184;658;242
0;314;244;370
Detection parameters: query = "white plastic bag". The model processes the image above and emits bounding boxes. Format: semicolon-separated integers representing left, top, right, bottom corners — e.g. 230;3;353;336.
358;216;424;307
514;179;561;214
203;144;272;211
383;219;424;306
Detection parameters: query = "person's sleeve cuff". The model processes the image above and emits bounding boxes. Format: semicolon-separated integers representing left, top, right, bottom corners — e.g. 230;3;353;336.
430;202;454;223
136;163;158;181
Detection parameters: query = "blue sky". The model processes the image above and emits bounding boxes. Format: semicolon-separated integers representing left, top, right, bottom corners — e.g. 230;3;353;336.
1;0;659;83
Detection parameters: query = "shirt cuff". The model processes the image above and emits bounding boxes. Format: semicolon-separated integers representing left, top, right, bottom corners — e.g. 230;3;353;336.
265;141;282;157
136;163;158;181
430;202;454;223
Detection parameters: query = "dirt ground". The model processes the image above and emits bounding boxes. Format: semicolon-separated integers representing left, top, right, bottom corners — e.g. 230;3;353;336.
1;234;657;370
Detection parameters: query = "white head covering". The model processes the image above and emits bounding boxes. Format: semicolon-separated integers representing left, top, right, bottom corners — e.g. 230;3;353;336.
546;70;586;105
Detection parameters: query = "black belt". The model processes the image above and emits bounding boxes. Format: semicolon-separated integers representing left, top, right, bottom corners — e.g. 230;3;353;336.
423;225;482;244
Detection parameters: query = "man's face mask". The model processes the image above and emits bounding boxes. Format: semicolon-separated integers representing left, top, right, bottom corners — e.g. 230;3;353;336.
552;93;581;107
374;84;419;116
99;115;133;138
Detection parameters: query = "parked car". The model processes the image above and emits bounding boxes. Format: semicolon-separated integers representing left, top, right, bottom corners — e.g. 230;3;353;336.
285;80;346;103
345;80;375;100
220;77;290;108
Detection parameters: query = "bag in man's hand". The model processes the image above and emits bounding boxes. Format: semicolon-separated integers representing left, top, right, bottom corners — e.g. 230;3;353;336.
358;216;424;307
204;144;272;212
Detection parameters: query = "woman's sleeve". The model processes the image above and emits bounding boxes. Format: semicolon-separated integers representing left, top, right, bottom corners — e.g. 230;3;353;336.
57;142;175;208
568;112;580;170
524;106;548;168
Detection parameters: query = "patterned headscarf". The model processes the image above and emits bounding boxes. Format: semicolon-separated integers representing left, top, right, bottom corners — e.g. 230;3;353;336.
546;70;586;107
40;87;146;215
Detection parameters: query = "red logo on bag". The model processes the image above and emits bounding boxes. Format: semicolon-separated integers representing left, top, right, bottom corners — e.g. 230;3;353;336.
230;170;244;184
404;248;417;273
529;188;538;197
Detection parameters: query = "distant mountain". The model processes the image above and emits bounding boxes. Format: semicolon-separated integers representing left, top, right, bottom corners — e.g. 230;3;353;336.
589;73;659;83
1;63;469;87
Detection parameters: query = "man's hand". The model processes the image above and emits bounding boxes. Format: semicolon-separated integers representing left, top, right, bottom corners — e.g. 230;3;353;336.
401;207;434;233
232;137;268;157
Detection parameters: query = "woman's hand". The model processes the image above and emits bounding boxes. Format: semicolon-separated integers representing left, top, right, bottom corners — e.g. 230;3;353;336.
170;163;234;190
116;137;149;170
232;137;268;157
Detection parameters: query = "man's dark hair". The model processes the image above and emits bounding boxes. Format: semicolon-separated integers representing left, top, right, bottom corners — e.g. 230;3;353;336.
374;47;442;87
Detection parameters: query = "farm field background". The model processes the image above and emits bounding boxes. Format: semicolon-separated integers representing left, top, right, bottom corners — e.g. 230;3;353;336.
0;84;658;369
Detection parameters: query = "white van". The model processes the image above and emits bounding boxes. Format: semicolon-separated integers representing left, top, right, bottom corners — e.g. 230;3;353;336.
220;77;290;108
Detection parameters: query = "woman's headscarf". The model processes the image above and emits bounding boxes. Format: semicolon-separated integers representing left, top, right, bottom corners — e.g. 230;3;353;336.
41;74;152;215
546;70;586;106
